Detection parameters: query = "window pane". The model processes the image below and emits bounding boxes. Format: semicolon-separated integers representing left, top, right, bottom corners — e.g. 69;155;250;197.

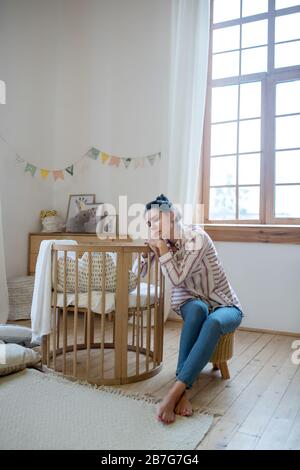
209;187;236;220
213;25;240;53
211;85;239;122
275;12;300;42
242;0;268;17
239;153;261;184
213;0;241;23
211;122;237;155
276;80;300;115
276;150;300;184
238;186;260;219
275;40;300;68
242;20;268;48
210;156;237;186
276;115;300;149
275;185;300;218
276;0;300;8
212;51;240;79
240;82;261;119
241;46;267;74
239;119;261;153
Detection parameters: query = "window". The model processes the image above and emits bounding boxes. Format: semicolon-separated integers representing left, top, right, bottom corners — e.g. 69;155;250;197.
202;0;300;224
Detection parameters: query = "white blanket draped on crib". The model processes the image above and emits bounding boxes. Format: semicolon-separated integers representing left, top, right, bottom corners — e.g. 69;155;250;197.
31;239;77;343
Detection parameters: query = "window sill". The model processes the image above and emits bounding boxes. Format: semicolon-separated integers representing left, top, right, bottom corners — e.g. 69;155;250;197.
204;224;300;244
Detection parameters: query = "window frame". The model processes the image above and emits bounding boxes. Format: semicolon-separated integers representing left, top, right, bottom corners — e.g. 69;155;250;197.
201;0;300;226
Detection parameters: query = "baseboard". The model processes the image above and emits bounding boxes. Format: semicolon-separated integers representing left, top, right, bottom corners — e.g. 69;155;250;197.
167;319;300;337
238;326;300;338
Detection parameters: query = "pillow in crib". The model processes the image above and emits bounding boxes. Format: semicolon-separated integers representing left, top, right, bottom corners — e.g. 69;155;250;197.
56;251;137;293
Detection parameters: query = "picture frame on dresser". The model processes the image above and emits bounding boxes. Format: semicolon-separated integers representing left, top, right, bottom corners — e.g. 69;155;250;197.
65;193;96;231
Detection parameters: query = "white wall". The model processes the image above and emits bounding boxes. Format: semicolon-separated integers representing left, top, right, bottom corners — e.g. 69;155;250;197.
0;0;55;277
50;0;171;217
0;0;171;277
215;242;300;334
0;0;299;333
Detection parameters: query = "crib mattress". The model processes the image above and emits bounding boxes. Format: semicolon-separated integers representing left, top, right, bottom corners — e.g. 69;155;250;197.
53;283;160;315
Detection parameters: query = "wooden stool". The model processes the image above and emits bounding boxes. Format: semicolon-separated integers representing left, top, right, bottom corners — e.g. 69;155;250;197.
210;332;234;380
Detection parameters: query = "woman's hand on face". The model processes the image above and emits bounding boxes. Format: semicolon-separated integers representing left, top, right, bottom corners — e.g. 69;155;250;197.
144;242;160;258
146;239;169;257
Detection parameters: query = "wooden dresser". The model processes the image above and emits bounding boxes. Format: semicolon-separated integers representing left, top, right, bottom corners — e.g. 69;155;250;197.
28;232;131;275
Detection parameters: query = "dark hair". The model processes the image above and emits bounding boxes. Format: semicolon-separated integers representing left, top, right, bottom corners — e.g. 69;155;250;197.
145;194;172;212
145;194;181;221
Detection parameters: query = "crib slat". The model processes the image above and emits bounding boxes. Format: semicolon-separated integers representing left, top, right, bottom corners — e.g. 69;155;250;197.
153;256;159;367
73;251;79;377
46;334;50;367
146;252;151;372
100;252;106;379
132;308;136;346
52;250;58;370
86;252;92;379
62;251;67;374
135;254;141;375
158;265;164;363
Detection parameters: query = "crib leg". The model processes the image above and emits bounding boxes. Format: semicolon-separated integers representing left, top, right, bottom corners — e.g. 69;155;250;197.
111;312;115;347
212;362;219;370
41;335;47;364
83;311;87;347
56;308;61;349
90;313;95;345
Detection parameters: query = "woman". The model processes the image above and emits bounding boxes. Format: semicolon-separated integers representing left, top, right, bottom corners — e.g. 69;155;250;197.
140;194;243;425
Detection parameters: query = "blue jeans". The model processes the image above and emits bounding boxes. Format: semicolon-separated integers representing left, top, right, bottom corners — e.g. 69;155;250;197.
175;299;242;389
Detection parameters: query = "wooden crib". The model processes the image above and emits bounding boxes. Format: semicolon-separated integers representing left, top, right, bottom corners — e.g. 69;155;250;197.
42;241;165;385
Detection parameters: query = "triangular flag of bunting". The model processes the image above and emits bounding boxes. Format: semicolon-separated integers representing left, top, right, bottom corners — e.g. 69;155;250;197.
101;152;110;164
40;169;50;179
88;147;100;160
147;154;156;166
134;158;145;169
53;170;64;181
109;156;121;167
123;158;132;169
11;141;162;184
25;163;37;177
16;154;25;163
65;165;74;176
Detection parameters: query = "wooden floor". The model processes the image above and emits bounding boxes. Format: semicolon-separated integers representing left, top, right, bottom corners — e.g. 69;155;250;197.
111;320;300;450
22;317;300;450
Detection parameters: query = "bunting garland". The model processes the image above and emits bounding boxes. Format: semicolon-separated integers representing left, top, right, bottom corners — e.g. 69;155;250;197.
0;134;161;182
65;165;74;176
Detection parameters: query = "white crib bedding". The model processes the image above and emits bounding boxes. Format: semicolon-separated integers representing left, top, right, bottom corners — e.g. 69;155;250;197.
53;283;160;315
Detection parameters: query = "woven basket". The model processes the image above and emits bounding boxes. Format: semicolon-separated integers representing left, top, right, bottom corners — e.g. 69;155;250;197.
210;332;234;364
8;276;35;321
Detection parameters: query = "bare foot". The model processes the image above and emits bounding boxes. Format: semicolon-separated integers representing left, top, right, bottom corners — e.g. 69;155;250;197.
156;395;177;424
156;381;186;424
175;392;193;417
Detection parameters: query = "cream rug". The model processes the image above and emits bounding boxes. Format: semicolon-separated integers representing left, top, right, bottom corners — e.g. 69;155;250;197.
0;369;213;450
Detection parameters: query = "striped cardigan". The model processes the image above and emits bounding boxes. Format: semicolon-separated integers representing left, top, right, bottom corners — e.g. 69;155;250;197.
137;226;243;316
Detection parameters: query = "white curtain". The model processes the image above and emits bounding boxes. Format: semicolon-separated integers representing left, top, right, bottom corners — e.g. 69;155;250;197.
163;0;210;209
0;199;9;324
162;0;210;321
